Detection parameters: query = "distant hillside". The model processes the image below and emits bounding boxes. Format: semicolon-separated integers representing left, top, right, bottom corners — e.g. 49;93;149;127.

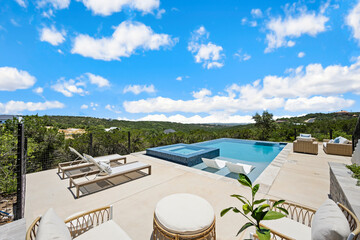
277;111;360;122
46;115;228;132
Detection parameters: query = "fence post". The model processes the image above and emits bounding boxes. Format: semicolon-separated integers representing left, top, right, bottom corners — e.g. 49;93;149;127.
128;131;131;154
89;133;93;155
330;129;333;140
14;123;26;220
352;135;355;152
294;128;297;139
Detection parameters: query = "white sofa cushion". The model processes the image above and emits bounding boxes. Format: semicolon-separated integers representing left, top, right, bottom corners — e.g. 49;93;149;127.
36;208;72;240
74;220;132;240
338;137;349;144
155;193;214;234
311;199;351;240
262;217;311;240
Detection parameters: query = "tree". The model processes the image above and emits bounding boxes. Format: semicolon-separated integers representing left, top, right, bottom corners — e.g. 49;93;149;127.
252;111;275;140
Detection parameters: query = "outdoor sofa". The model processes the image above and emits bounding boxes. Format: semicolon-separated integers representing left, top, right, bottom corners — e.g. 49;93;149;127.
26;205;132;240
58;147;126;179
69;154;151;198
323;137;352;157
251;199;360;240
293;133;318;155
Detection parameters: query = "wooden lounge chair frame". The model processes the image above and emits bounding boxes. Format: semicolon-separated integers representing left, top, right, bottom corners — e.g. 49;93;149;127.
57;147;126;179
252;199;360;240
26;205;113;240
69;161;151;198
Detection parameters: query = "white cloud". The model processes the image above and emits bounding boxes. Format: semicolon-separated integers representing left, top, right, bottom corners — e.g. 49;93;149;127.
15;0;27;7
156;9;166;19
40;26;66;46
85;73;110;87
123;84;155;95
123;59;360;114
0;67;36;91
90;102;98;110
37;0;70;9
234;50;251;61
52;78;88;97
72;21;176;61
80;104;88;109
188;26;224;69
346;1;360;43
298;52;305;58
10;19;20;27
77;0;160;16
0;100;64;114
265;4;329;52
176;76;189;81
105;104;121;114
192;88;211;99
241;18;257;27
33;87;43;94
251;8;263;18
284;96;354;112
124;113;254;124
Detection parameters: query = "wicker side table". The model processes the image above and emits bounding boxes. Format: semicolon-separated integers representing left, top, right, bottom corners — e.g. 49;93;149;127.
153;193;216;240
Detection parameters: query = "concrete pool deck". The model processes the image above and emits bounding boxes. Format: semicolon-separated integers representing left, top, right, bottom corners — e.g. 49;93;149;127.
24;143;351;239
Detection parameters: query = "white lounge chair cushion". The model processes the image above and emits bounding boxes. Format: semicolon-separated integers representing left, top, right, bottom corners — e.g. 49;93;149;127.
99;161;112;174
110;162;148;174
155;193;214;234
311;199;350;240
36;208;72;240
95;154;123;163
202;158;226;169
74;220;132;240
226;162;254;175
262;217;311;240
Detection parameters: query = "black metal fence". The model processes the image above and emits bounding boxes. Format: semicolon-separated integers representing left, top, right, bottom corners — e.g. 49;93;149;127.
352;116;360;152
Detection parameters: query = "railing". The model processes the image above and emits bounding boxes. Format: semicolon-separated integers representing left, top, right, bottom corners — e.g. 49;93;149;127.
352;116;360;152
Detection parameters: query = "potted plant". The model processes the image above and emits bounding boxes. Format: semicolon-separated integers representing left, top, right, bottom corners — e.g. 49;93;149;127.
221;174;288;240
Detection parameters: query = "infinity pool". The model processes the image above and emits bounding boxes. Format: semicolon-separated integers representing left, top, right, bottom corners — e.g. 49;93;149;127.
146;138;286;182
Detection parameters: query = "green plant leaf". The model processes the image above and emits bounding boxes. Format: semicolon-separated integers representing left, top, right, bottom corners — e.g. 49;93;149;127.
243;204;251;215
220;207;233;217
230;194;247;204
256;204;270;212
272;200;285;208
276;206;289;215
252;184;260;197
256;228;270;240
238;173;252;188
236;222;254;236
233;207;241;213
251;210;267;222
263;210;286;220
253;199;266;205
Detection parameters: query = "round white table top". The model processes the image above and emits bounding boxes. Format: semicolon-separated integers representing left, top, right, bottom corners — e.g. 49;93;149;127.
155;193;215;234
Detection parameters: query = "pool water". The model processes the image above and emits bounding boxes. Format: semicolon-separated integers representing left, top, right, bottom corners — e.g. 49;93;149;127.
170;147;199;155
193;139;286;182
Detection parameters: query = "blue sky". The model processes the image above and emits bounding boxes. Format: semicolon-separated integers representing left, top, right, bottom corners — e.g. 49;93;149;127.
1;0;360;123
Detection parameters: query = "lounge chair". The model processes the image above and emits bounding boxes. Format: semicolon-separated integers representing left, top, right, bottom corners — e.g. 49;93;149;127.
251;199;360;240
57;147;126;179
323;137;352;156
202;158;226;169
69;154;151;198
26;205;132;240
225;162;254;175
